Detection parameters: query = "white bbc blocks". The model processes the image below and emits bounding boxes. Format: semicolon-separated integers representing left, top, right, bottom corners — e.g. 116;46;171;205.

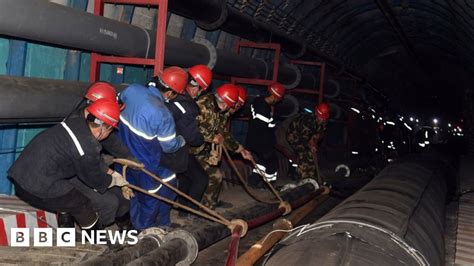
10;228;75;247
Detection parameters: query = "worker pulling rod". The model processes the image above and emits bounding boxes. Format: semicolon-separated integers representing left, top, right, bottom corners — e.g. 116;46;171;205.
114;158;248;236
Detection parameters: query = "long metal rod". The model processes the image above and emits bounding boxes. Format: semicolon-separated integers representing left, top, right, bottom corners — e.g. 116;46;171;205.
236;187;330;266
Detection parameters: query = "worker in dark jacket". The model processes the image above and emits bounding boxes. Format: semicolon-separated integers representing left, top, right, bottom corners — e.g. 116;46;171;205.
61;82;138;228
246;82;285;186
165;65;212;215
8;99;128;230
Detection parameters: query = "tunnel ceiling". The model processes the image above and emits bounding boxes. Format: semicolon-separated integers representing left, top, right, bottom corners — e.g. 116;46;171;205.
226;0;473;118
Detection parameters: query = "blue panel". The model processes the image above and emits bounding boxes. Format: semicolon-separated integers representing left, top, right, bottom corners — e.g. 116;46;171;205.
205;30;221;47
181;18;197;41
7;40;27;76
64;50;82;80
24;43;68;79
124;66;152;85
0;40;27;195
79;52;90;82
0;127;17;195
0;38;8;75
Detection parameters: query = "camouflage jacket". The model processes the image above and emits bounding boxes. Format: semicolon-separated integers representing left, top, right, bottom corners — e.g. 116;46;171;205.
286;113;327;146
190;94;240;160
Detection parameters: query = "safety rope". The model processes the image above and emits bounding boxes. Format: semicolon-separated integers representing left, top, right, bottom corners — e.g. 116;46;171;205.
115;159;247;233
221;145;279;205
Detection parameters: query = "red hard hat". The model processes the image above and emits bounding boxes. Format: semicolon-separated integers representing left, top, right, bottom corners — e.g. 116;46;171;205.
160;66;189;94
237;86;247;105
315;102;330;121
268;82;285;99
86;99;120;128
85;82;117;102
188;65;213;90
215;84;239;108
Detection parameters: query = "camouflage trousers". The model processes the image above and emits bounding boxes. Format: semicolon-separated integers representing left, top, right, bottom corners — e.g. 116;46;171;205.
195;156;223;209
292;143;318;181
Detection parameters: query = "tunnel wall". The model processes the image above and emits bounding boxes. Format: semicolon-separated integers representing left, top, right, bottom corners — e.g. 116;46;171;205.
265;152;451;266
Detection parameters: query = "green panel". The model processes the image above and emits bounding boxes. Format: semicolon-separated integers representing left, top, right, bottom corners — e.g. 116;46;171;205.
24;43;68;79
100;64;113;82
79;52;90;82
124;66;152;85
0;38;8;75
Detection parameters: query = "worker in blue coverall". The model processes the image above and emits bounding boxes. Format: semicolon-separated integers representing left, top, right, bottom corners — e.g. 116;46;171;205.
116;66;188;230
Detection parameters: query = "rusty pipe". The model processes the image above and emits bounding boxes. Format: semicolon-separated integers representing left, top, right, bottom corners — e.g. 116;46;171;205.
236;187;330;266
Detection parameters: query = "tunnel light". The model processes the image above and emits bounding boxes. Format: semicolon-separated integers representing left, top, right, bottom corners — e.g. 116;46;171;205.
403;141;406;144
416;119;419;123
448;123;452;127
457;126;463;132
387;158;393;162
418;143;426;147
381;140;385;144
433;118;438;125
409;117;414;122
304;108;313;113
425;131;429;139
425;141;430;145
351;151;359;155
386;121;395;126
350;107;360;114
370;108;376;113
375;148;378;152
399;117;404;122
403;123;412;131
372;115;376;119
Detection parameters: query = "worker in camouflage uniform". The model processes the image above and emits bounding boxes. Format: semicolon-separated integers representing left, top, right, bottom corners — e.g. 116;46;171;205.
285;103;330;182
191;83;253;209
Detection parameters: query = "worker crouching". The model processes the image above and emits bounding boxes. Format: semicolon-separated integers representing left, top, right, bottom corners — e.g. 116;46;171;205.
8;99;129;230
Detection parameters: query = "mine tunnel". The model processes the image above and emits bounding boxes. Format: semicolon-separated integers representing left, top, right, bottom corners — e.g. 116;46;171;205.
0;0;473;265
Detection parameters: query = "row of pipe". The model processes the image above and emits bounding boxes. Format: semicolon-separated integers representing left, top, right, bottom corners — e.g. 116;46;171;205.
264;152;452;265
0;0;316;89
81;183;324;265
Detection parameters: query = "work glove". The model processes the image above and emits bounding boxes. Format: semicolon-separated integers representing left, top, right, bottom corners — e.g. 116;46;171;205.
121;186;134;200
108;171;129;188
240;149;253;161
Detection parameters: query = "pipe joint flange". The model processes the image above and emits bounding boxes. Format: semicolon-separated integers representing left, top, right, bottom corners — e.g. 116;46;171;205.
324;79;340;99
196;1;228;31
228;219;248;237
191;37;217;70
164;229;199;266
297;178;320;191
284;43;307;59
335;164;351;177
279;201;292;215
281;64;301;89
256;58;270;79
273;218;293;230
137;227;167;246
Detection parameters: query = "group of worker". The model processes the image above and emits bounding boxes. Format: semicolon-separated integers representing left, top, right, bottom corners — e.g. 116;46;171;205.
7;64;330;233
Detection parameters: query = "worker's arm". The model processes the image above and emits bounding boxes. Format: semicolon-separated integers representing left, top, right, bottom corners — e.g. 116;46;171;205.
74;153;112;193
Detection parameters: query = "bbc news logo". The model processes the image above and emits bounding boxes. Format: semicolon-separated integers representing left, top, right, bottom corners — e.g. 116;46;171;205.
10;228;139;247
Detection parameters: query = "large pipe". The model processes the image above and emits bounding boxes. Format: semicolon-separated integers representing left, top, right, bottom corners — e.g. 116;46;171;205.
264;152;452;265
81;183;323;265
0;0;308;89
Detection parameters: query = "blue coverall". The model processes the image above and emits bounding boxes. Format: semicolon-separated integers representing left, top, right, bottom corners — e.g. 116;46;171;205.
117;84;185;230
